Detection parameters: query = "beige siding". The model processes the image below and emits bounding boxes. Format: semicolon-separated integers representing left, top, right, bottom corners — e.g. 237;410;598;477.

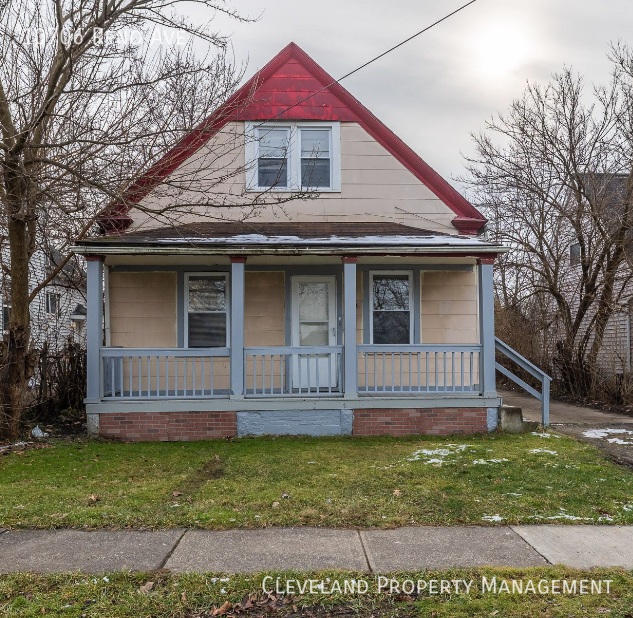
244;271;285;347
109;272;177;348
130;122;458;234
421;271;479;344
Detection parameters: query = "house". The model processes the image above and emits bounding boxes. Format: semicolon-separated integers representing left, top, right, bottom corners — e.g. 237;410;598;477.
567;174;633;378
72;42;514;441
1;247;86;351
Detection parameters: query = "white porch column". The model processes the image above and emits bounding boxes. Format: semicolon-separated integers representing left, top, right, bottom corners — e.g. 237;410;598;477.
478;258;496;397
342;256;358;397
86;256;104;403
230;256;246;398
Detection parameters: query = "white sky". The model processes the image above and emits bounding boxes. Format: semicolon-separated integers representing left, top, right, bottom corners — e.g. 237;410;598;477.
209;0;633;192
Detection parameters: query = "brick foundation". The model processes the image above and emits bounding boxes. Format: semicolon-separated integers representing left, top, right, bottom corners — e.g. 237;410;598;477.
99;411;237;441
352;408;488;436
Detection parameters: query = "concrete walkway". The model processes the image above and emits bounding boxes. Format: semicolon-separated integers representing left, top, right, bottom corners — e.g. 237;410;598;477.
1;526;632;573
499;389;633;426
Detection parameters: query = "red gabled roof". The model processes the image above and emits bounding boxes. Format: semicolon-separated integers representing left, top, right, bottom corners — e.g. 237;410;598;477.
100;42;486;235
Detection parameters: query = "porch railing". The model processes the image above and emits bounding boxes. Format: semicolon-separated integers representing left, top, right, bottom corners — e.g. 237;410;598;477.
495;337;552;426
357;345;482;395
244;346;344;397
101;347;231;399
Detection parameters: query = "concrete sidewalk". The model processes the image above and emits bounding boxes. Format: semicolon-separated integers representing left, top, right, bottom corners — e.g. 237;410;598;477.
1;526;632;573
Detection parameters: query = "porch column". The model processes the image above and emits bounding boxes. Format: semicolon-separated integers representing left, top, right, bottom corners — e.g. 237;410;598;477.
86;255;104;403
342;257;358;398
230;256;246;398
478;258;496;397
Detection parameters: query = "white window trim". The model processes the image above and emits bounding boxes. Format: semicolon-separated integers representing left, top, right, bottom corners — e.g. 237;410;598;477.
369;270;413;345
245;121;341;192
184;272;230;348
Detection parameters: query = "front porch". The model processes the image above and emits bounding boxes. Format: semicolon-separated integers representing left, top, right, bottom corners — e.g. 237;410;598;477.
77;223;504;439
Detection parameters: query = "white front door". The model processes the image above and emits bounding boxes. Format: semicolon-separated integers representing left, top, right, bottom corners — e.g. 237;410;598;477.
291;276;337;390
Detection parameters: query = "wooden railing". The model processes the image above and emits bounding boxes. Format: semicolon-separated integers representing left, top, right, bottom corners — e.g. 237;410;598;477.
101;347;231;399
357;345;482;395
244;346;344;397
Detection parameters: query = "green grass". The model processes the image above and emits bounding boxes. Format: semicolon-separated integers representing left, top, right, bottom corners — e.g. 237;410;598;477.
1;432;633;529
1;568;633;617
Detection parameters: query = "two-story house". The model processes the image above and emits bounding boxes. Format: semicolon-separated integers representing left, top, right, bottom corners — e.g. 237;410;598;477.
72;43;510;441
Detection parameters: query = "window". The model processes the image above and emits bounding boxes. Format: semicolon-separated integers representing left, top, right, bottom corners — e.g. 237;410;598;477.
185;274;228;347
370;272;412;344
257;128;290;188
570;242;581;267
300;129;331;188
246;121;341;191
46;292;60;315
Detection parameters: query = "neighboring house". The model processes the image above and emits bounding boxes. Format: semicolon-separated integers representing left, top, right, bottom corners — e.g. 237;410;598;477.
0;248;86;351
73;43;510;441
566;174;633;376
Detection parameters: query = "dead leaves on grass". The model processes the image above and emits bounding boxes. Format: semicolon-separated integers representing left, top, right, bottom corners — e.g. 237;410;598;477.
138;581;154;594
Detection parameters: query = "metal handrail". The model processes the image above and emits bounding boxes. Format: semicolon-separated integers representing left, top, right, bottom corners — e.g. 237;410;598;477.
495;337;552;426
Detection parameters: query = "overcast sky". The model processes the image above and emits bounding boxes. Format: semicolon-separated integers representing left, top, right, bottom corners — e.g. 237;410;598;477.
211;0;633;192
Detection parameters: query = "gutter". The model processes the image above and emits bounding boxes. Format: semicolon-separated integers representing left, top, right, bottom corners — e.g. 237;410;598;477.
70;244;510;257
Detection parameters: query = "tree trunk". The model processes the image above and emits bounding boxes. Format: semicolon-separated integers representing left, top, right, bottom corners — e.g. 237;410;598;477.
0;200;36;440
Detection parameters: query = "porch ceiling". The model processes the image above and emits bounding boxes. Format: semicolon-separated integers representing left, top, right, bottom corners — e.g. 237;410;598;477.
73;222;507;256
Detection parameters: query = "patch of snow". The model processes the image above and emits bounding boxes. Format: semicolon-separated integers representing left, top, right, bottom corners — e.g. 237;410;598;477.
583;428;633;439
532;432;551;438
623;505;633;512
473;458;509;465
606;438;633;446
529;448;558;455
408;444;473;465
503;493;523;497
482;514;504;522
151;234;497;247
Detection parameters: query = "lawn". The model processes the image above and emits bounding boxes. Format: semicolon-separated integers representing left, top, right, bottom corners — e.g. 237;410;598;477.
2;568;633;617
1;432;633;529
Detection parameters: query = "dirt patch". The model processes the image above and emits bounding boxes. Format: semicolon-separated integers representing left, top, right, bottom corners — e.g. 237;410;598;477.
174;457;225;498
555;424;633;471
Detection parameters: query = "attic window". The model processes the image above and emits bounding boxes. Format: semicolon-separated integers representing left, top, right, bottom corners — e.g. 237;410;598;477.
570;242;581;267
246;121;340;192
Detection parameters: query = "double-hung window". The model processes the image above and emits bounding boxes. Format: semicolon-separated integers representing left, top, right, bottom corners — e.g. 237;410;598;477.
370;272;412;345
300;129;331;188
246;121;340;191
185;274;229;348
257;128;290;189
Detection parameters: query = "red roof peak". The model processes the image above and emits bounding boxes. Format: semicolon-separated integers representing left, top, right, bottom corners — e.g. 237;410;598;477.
99;43;486;234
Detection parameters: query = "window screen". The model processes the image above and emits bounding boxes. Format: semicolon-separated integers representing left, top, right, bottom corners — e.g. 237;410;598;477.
371;274;411;344
187;275;227;347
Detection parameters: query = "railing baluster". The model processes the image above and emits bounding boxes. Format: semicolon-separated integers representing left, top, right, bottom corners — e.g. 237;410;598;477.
399;353;403;393
382;353;385;393
408;352;412;393
270;355;274;395
281;354;285;394
110;358;115;398
298;353;302;395
210;356;214;397
315;353;320;394
128;357;132;398
364;352;368;394
328;353;332;394
470;352;474;392
460;352;464;392
391;352;395;392
451;352;455;392
373;353;378;393
166;356;169;397
307;354;312;394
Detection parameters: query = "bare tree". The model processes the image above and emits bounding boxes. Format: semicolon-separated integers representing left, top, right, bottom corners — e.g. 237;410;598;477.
464;52;633;398
0;0;309;439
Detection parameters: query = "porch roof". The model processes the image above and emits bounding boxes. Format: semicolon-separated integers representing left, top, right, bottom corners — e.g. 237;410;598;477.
73;222;507;256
